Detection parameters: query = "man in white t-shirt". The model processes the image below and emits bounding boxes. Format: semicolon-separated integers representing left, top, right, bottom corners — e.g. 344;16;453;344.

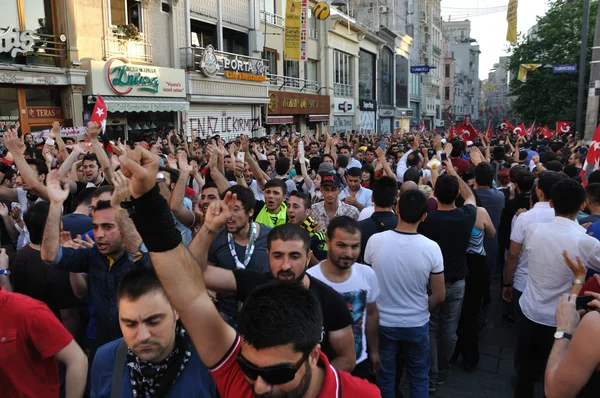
511;179;600;397
365;189;446;397
307;216;380;380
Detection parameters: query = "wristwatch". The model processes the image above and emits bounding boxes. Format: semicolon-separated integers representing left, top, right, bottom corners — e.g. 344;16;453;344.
0;269;10;276
554;331;573;340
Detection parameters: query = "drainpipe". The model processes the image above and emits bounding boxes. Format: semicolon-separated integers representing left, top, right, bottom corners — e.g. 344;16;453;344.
217;0;223;51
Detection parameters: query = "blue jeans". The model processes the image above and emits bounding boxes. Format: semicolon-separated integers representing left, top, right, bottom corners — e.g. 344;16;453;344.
377;324;430;398
429;279;466;384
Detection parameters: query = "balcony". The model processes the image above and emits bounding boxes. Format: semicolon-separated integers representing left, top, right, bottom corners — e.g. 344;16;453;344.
420;11;427;23
268;74;320;93
104;28;152;63
308;29;318;39
433;16;442;28
0;29;68;67
432;45;441;57
334;83;353;97
261;10;285;27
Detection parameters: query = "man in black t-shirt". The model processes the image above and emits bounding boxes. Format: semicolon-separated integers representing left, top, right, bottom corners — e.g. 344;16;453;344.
190;209;357;372
418;162;476;391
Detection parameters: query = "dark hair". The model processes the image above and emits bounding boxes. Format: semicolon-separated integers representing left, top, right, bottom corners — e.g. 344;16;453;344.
492;146;505;161
451;140;465;158
83;153;101;169
589;170;600;184
223;185;255;214
23;201;49;245
94;200;112;212
551;179;585;216
93;185;114;197
275;157;291;176
573;152;586;165
563;164;579;178
586;183;600;206
336;155;349;168
403;167;422;184
339;145;351;153
545;160;563;172
515;170;535;193
267;223;310;253
474;162;495;187
117;267;166;303
76;187;95;206
237;281;323;354
1;167;15;183
434;174;460;205
201;181;218;192
159;166;180;186
264;178;287;195
346;167;362;178
309;156;322;172
258;159;270;173
322;154;334;164
26;158;48;176
372;176;397;208
510;165;527;183
518;151;528;161
397;189;428;224
289;191;311;210
406;151;420;167
326;215;360;240
537;171;567;200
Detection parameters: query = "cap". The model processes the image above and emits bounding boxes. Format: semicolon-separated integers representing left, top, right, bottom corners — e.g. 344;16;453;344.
358;146;367;152
320;173;340;188
318;162;335;174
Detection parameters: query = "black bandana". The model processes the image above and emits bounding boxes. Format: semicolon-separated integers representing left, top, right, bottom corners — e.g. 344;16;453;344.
127;324;192;397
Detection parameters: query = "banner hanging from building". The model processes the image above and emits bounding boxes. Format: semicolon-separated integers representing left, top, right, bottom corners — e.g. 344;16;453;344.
300;0;308;61
506;0;518;44
284;0;302;61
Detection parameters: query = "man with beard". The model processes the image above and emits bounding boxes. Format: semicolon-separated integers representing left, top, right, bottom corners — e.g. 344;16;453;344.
188;184;271;328
91;267;217;397
41;170;150;347
286;191;328;265
189;214;356;372
307;216;380;380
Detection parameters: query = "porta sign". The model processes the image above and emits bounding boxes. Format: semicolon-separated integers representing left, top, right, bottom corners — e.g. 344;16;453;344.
199;45;268;82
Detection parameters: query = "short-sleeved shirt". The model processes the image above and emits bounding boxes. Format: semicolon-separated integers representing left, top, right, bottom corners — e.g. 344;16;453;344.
338;186;373;209
357;211;398;263
232;271;353;361
9;245;74;320
209;336;381;398
0;288;73;398
307;262;380;364
208;224;271;327
418;205;476;281
311;201;360;229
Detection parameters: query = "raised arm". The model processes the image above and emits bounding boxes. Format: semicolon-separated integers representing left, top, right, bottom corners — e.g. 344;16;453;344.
376;147;396;180
4;129;49;200
207;150;231;194
51;122;70;163
41;170;70;263
169;152;196;228
120;147;237;368
88;122;114;186
57;143;87;193
443;159;476;206
110;170;143;253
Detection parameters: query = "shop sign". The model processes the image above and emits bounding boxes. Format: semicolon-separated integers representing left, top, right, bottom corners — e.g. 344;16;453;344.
334;98;355;115
379;108;394;117
0;115;19;121
0;26;35;57
83;59;186;98
359;99;376;112
268;91;330;115
27;106;63;120
199;45;268;82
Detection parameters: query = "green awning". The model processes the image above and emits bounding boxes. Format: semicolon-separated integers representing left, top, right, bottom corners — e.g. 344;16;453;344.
102;96;189;113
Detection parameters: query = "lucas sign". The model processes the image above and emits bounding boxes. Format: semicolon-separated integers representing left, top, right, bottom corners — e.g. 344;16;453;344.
82;58;187;98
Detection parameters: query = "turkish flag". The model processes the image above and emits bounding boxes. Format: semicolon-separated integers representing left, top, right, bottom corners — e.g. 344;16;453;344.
90;95;108;133
581;123;600;185
465;124;478;141
541;125;553;139
556;121;573;134
513;123;527;137
460;115;468;127
487;120;493;139
526;121;536;135
448;123;455;140
501;120;514;132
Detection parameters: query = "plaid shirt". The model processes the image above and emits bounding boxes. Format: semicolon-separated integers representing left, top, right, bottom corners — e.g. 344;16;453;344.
311;201;360;229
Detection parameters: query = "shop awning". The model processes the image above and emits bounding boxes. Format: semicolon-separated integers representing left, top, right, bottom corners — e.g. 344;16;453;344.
308;114;329;122
102;96;190;113
266;116;294;124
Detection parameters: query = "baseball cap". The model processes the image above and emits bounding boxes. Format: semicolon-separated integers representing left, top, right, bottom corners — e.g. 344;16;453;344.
317;162;335;174
320;173;340;188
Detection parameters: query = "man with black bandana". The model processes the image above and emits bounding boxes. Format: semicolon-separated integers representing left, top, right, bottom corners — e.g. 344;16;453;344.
91;267;216;397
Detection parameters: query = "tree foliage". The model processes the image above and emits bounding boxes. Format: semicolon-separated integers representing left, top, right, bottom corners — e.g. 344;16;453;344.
508;0;598;125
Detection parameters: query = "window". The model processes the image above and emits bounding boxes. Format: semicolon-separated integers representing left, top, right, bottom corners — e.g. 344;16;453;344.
444;86;450;100
161;0;171;13
305;59;318;83
191;20;215;48
445;64;450;78
396;55;408;108
358;50;375;99
1;0;54;33
223;28;248;55
284;60;299;78
334;50;352;96
379;47;393;105
109;0;143;31
262;48;277;75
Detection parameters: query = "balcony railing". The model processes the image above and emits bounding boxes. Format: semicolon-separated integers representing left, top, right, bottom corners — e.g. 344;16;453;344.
308;29;318;39
334;82;353;97
0;30;68;66
104;28;152;63
268;74;320;93
261;10;285;27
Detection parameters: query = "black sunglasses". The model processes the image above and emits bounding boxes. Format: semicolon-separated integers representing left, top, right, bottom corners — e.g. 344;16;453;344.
236;350;310;385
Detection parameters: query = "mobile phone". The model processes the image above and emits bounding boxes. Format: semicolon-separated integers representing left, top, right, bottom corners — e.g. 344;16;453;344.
237;151;245;163
379;140;386;150
576;296;595;310
428;149;435;157
441;153;448;162
298;140;305;159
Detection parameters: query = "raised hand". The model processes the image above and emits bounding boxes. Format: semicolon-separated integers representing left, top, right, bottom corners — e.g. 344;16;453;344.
167;153;178;170
51;121;61;139
178;151;192;175
555;293;581;335
443;142;453;156
4;128;25;156
470;146;483;166
10;205;21;221
42;148;53;164
119;146;160;199
87;122;100;141
46;170;70;204
0;203;9;218
73;142;88;156
111;170;131;208
204;191;237;231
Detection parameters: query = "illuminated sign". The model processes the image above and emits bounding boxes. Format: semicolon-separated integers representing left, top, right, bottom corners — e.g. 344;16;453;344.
105;57;160;95
0;26;34;57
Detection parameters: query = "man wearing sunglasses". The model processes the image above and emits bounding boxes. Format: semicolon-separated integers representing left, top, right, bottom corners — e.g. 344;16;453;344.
120;146;379;397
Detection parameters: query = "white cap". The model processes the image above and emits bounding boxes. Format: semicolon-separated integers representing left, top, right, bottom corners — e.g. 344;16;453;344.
467;140;474;147
441;138;447;144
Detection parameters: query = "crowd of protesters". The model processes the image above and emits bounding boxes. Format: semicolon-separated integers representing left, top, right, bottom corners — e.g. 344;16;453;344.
1;120;600;398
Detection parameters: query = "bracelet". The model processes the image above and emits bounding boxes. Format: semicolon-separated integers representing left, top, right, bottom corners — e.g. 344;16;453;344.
573;279;584;286
1;158;13;167
503;282;513;287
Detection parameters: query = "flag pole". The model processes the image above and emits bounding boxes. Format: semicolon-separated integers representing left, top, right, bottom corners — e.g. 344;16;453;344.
576;0;591;140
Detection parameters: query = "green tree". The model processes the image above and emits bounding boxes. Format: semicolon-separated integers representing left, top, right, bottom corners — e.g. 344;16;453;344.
508;0;597;126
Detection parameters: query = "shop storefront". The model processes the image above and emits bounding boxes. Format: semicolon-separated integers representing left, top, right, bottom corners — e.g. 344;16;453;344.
265;91;330;135
358;99;376;133
82;57;188;142
395;108;412;135
333;98;355;135
379;107;394;135
184;45;269;140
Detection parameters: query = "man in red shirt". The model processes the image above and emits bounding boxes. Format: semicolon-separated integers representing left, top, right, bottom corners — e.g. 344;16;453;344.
0;284;88;397
120;146;381;398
